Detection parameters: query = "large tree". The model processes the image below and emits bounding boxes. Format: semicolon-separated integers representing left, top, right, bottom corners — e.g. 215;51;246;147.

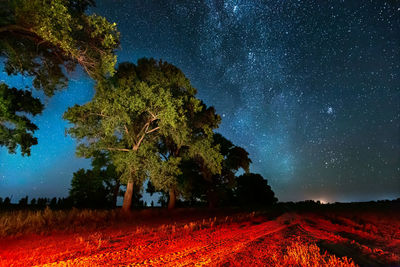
179;133;251;207
0;0;119;154
64;58;221;212
155;101;223;209
70;152;121;207
235;173;278;206
69;168;112;208
211;133;252;206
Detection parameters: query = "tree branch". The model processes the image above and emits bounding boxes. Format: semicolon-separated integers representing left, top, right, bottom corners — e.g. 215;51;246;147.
87;112;109;118
146;126;160;134
0;25;34;34
104;147;131;152
148;110;157;120
137;121;150;139
134;123;150;150
124;124;129;135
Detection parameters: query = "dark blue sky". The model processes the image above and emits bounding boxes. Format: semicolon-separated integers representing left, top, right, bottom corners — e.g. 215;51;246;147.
1;0;399;203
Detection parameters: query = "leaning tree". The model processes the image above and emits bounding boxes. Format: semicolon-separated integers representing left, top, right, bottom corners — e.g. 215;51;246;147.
0;0;119;155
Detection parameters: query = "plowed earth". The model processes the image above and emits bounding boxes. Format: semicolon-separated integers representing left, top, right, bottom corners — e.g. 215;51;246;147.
0;211;399;266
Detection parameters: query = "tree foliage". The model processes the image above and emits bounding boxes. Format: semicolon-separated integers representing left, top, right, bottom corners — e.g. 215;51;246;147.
179;133;251;207
235;173;278;206
156;99;223;208
69;168;113;208
0;0;119;155
64;58;222;210
213;133;251;187
0;0;119;94
69;151;122;208
0;83;43;155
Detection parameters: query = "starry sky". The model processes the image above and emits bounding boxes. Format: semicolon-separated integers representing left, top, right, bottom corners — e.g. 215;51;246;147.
1;0;399;203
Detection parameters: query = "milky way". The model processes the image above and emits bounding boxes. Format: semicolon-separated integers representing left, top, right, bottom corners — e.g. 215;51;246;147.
1;0;399;202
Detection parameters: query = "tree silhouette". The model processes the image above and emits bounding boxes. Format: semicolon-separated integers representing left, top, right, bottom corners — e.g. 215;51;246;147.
69;168;112;208
69;151;142;209
90;151;121;207
209;134;251;207
37;197;47;208
18;195;28;207
3;197;11;207
179;133;251;208
235;173;278;207
49;197;57;209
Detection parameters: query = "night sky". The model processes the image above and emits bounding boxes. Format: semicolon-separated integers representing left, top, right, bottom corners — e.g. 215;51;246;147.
1;0;399;203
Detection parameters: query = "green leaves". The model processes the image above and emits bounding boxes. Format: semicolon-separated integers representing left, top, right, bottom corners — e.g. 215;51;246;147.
0;83;44;155
64;58;225;204
0;0;120;155
1;0;120;96
64;59;197;186
15;0;119;78
148;156;182;190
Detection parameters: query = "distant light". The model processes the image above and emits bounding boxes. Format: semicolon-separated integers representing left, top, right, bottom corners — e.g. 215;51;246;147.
318;199;329;204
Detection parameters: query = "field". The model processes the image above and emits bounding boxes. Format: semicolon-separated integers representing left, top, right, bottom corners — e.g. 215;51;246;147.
0;203;399;266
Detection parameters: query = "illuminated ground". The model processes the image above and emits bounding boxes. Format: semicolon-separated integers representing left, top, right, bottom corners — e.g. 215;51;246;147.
0;208;399;266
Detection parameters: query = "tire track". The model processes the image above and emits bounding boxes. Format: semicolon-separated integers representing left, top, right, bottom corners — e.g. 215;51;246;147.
40;214;299;266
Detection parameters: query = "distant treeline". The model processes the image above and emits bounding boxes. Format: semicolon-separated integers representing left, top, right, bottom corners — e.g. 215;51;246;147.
1;195;398;211
0;196;74;210
278;198;400;212
285;198;400;206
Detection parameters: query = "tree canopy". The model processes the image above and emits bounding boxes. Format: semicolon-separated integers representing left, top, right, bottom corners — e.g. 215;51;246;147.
179;133;251;207
1;0;119;93
69;168;112;208
69;151;122;208
0;0;119;155
0;83;43;155
0;1;279;211
64;58;223;211
235;173;278;206
156;100;223;209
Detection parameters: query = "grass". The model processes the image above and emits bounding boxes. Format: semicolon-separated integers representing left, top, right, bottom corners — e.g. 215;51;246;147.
0;207;121;237
0;207;264;238
0;203;398;266
283;239;357;267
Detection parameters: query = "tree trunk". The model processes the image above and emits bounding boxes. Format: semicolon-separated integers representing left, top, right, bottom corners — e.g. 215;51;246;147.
207;188;218;209
202;166;218;209
122;181;133;213
112;179;120;208
168;188;176;210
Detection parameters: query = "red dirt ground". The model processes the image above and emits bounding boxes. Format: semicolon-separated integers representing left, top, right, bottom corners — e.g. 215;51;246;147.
0;209;399;266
